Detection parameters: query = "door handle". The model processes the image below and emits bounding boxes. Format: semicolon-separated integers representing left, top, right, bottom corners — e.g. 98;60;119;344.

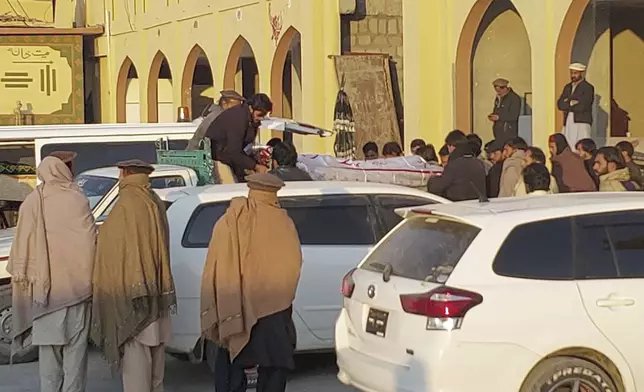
596;297;635;308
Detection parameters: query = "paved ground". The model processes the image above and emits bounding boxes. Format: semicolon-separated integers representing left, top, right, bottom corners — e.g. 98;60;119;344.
0;350;356;392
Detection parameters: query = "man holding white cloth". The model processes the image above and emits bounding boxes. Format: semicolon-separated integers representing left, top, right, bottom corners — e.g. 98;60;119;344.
557;62;595;147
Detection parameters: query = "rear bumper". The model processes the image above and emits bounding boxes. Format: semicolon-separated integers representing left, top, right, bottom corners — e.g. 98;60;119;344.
335;308;540;392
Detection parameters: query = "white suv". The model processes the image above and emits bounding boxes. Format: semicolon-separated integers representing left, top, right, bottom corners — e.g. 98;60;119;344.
336;192;644;392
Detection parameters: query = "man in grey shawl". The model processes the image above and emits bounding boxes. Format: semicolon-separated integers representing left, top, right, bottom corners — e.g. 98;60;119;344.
7;152;97;392
186;90;245;150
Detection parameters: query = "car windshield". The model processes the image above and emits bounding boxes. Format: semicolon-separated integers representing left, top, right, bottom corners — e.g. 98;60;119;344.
75;174;118;210
361;216;480;283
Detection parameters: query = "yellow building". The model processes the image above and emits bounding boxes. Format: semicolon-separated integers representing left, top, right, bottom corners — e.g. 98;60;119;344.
74;0;644;154
405;0;644;153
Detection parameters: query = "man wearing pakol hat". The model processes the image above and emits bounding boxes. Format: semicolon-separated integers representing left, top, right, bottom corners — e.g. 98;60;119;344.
557;63;595;147
186;90;245;151
201;173;302;392
91;159;177;392
8;152;96;392
488;78;522;143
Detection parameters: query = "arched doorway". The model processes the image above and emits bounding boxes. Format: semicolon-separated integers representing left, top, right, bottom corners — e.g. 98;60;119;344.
148;51;173;123
455;0;532;144
181;45;214;121
223;36;259;99
116;57;140;123
271;27;303;142
557;0;644;141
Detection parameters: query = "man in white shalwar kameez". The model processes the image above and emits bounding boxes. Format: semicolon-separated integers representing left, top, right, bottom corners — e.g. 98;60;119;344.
557;63;595;148
7;152;96;392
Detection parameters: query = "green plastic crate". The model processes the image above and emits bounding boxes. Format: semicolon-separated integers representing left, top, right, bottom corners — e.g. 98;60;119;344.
156;149;213;186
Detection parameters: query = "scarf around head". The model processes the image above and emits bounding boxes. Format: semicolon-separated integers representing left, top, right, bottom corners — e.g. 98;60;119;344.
200;188;302;360
90;173;176;371
7;156;96;356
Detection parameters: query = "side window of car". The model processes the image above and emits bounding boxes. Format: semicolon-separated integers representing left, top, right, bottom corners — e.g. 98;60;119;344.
279;195;377;246
150;175;186;189
182;202;230;248
493;217;574;280
374;195;437;237
575;210;644;279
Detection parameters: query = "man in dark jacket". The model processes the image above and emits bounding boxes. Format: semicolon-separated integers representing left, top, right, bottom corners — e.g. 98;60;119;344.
485;139;504;198
557;63;594;147
186;90;245;150
616;140;644;188
488;78;522;142
205;93;273;182
428;139;487;201
269;142;312;181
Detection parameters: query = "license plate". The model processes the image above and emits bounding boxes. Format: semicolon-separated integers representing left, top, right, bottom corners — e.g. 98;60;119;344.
366;308;389;337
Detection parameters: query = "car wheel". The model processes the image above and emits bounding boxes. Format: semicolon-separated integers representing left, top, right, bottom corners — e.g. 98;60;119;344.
204;340;257;390
0;284;38;365
521;356;618;392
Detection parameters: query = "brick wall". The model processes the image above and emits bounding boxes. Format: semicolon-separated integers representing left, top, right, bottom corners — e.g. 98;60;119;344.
343;0;404;100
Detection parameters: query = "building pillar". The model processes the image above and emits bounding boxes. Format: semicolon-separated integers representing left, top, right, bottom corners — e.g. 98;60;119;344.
402;0;452;150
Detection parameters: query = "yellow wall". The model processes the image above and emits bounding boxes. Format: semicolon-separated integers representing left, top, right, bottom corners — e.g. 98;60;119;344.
87;0;339;154
404;0;576;153
472;9;532;142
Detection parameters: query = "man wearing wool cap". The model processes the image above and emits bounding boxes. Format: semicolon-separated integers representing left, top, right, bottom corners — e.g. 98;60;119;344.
186;90;245;151
488;78;521;143
557;62;595;147
201;172;302;392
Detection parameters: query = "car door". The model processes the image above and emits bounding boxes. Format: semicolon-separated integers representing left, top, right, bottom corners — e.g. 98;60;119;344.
372;194;440;240
280;194;379;342
574;210;644;390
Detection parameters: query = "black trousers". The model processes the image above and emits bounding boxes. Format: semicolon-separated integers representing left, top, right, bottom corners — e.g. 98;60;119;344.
212;344;288;392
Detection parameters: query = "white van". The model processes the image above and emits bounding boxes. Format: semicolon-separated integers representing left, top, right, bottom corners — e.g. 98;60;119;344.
0;123;197;187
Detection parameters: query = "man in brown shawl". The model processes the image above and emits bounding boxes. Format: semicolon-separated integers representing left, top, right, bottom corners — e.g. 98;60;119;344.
7;152;96;392
201;173;302;392
90;159;176;392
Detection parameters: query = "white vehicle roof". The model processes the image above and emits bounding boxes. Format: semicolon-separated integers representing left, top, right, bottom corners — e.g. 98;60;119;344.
402;192;644;227
79;164;192;179
157;181;451;204
0;123;196;142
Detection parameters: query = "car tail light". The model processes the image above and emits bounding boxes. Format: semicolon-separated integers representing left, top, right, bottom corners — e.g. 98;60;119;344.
341;268;356;298
400;286;483;331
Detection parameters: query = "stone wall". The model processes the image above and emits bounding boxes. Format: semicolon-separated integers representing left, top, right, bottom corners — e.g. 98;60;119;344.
343;0;404;101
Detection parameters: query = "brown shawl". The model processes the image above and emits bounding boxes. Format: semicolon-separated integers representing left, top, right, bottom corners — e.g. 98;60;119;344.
90;173;176;371
7;156;96;356
200;189;302;360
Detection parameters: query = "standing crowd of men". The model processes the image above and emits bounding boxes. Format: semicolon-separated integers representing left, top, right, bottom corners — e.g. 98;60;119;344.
6;89;305;392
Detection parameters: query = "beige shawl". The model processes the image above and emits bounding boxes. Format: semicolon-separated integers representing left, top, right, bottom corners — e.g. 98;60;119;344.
7;156;96;355
90;173;176;371
200;189;302;360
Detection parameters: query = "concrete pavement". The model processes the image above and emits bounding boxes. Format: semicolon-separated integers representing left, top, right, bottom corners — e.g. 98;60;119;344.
0;350;356;392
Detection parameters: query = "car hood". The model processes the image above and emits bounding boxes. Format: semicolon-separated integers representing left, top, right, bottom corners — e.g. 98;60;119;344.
0;228;16;258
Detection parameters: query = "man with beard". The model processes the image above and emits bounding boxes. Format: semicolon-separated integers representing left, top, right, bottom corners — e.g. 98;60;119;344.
557;63;595;147
201;173;302;392
8;152;96;392
488;78;522;142
186;90;245;151
485;139;504;198
91;160;176;392
593;146;641;192
205;93;273;183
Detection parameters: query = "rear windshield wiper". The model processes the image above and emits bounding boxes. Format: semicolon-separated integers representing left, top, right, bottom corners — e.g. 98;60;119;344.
382;263;393;282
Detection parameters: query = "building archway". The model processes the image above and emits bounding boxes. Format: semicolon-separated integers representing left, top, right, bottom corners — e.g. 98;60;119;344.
455;0;532;144
270;27;303;141
148;51;173;123
223;35;259;99
555;0;590;133
116;57;140;123
181;45;214;121
556;0;644;141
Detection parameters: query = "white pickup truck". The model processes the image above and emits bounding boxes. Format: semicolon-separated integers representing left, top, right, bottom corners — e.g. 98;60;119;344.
0;164;198;364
